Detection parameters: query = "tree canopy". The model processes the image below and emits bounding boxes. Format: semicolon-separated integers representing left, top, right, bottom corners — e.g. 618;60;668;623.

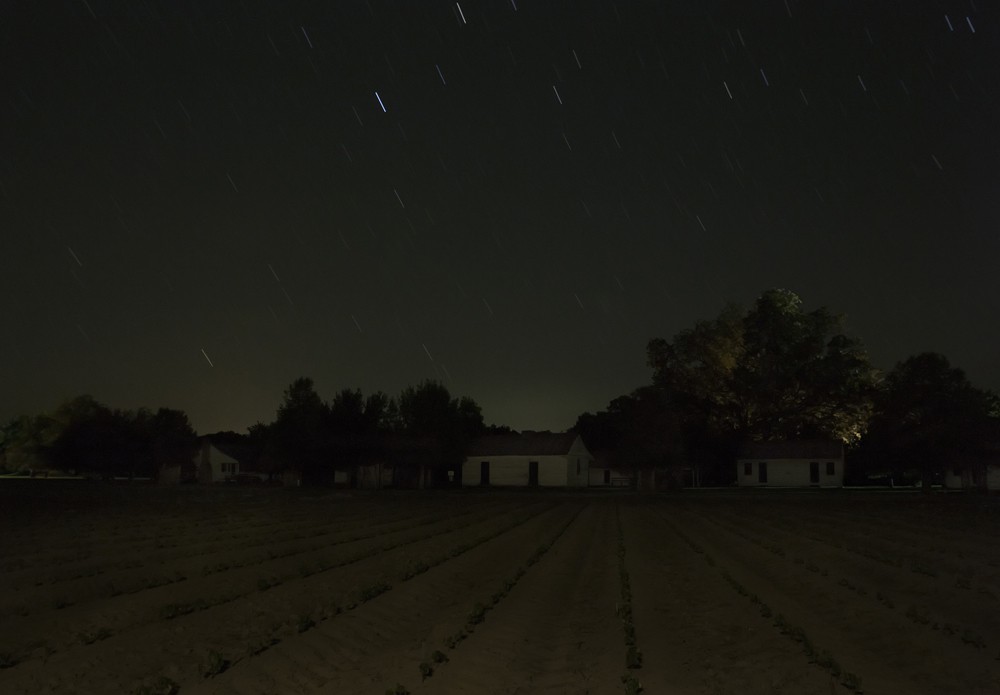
859;353;1000;489
647;288;876;444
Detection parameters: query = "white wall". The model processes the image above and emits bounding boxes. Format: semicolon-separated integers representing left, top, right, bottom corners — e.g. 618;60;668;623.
565;437;591;487
589;465;610;486
737;458;843;487
462;455;569;487
197;443;239;483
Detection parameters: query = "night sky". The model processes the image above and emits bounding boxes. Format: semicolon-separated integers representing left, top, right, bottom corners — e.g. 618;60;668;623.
3;1;998;435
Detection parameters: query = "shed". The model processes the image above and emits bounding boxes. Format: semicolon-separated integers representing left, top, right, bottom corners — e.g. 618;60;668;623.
462;432;591;487
736;440;844;487
587;449;634;488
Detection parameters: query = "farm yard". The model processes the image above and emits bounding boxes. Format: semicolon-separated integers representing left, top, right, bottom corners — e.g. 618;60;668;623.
1;484;999;695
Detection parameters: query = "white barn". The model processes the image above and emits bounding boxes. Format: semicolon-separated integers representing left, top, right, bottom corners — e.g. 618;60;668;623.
463;433;591;488
736;440;844;487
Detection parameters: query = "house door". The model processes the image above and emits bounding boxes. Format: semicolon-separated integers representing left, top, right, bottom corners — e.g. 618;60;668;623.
810;461;820;484
603;469;611;485
528;461;539;486
758;461;768;484
480;461;490;486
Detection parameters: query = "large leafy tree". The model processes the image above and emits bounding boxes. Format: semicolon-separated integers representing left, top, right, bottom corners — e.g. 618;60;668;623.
862;353;999;490
396;380;485;484
647;289;876;444
272;377;330;483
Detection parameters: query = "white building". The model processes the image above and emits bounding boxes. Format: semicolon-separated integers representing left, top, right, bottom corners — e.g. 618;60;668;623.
587;450;634;488
736;440;844;487
944;463;1000;491
196;438;242;483
462;433;591;488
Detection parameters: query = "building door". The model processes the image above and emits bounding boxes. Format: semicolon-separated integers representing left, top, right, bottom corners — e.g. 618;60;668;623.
480;461;490;486
604;469;611;485
758;461;768;484
528;461;539;486
810;461;820;484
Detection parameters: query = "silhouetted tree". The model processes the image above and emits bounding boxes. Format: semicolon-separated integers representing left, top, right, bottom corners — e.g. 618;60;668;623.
861;353;999;491
146;408;199;476
272;377;330;484
396;380;485;486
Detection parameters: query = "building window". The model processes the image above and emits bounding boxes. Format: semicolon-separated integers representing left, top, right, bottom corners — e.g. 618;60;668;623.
743;461;752;475
577;458;581;474
826;461;835;475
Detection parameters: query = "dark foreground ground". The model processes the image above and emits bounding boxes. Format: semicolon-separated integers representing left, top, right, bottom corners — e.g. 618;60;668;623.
1;482;998;694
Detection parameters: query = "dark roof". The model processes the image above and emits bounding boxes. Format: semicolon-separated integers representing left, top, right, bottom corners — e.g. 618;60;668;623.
737;440;844;460
467;433;581;457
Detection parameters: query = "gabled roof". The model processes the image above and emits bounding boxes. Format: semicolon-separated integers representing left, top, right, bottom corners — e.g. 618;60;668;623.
201;434;252;463
467;432;581;457
738;439;843;460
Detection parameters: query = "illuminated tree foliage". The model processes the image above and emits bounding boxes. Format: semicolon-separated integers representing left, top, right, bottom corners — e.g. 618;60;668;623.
647;289;877;445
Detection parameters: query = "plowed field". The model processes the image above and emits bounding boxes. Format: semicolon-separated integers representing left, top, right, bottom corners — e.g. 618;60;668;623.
1;483;998;694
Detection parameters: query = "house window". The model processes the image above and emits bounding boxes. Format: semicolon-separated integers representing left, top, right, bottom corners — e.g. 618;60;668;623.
576;458;581;475
743;461;752;475
826;461;835;475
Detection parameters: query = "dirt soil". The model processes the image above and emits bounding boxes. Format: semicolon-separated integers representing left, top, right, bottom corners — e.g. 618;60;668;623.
2;483;999;695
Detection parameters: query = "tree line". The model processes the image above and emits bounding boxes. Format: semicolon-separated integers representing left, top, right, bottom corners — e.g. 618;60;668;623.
242;378;497;485
0;379;502;485
572;288;1000;489
0;396;198;479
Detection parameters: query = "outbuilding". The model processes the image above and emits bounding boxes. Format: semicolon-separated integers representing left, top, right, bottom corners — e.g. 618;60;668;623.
736;440;844;487
587;449;634;488
462;432;591;487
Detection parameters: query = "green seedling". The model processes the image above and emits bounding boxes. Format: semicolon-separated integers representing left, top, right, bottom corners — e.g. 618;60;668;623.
431;650;449;664
203;650;230;677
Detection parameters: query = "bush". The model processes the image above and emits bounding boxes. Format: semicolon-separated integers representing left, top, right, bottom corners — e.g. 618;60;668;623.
385;684;409;695
419;662;433;680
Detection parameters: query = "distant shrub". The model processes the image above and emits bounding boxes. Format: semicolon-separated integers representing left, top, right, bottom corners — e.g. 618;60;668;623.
419;661;433;680
431;650;449;664
296;614;316;633
203;650;230;677
384;684;409;695
359;581;391;603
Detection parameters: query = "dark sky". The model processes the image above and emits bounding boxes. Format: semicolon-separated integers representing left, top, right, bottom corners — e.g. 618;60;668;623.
2;0;998;435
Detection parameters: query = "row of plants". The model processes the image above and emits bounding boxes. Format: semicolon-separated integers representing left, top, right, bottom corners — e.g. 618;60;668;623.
703;508;993;654
661;512;865;693
616;505;642;695
197;503;562;682
384;505;584;695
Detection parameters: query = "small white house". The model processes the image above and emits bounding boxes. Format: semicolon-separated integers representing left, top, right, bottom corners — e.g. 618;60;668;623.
736;440;844;487
463;432;591;488
196;438;241;483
